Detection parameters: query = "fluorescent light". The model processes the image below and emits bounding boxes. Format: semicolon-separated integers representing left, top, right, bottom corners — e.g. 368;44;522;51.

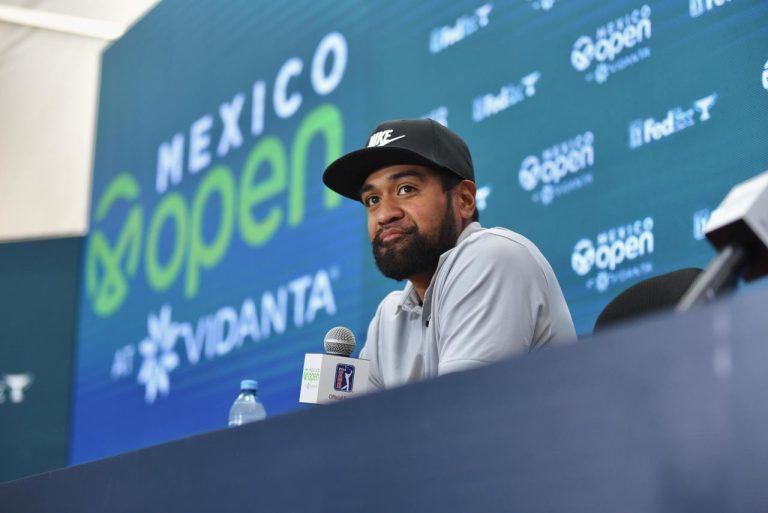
0;4;127;40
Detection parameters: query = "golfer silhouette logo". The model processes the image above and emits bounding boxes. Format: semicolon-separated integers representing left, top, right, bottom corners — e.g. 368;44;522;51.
334;364;355;392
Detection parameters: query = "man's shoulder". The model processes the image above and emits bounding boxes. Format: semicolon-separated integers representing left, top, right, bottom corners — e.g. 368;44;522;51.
468;226;534;244
438;225;556;289
455;226;544;262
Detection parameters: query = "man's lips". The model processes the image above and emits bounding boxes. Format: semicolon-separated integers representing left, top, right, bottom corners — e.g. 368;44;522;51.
379;229;407;242
375;226;415;246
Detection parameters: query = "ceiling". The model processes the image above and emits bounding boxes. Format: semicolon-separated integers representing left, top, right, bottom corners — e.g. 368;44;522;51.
0;1;159;242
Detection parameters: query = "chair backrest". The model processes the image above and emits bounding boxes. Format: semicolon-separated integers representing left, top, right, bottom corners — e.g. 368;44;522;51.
593;268;703;333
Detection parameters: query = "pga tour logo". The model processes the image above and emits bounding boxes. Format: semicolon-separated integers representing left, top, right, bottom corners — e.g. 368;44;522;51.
334;364;355;392
571;217;655;292
629;94;717;149
571;5;652;84
518;131;595;205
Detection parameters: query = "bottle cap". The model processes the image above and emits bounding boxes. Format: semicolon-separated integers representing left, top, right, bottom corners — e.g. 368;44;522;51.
240;379;258;391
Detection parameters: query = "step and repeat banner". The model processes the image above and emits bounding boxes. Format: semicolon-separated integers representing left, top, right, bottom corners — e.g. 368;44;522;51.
72;0;768;462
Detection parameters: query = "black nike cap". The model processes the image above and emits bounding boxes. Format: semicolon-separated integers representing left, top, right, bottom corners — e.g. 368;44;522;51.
322;119;475;201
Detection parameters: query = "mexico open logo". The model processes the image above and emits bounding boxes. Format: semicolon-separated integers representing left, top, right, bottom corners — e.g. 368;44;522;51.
518;131;595;205
84;32;349;319
86;174;144;317
571;239;597;277
570;5;652;84
86;102;343;319
571;217;655;292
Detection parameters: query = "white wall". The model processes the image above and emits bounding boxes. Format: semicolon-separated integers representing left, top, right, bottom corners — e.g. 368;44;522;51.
0;0;158;242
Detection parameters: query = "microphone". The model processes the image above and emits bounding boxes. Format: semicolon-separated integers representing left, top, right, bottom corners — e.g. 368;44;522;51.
299;326;370;404
678;169;768;311
324;326;356;356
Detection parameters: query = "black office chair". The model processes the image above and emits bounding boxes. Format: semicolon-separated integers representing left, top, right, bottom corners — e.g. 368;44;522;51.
593;268;703;333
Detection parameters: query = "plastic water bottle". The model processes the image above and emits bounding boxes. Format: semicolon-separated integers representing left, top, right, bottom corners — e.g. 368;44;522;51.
228;379;267;427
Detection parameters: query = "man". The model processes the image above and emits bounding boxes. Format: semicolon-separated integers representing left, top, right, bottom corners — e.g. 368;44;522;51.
322;119;575;390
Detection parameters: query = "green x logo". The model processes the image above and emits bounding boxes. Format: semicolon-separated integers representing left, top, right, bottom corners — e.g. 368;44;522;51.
86;174;143;317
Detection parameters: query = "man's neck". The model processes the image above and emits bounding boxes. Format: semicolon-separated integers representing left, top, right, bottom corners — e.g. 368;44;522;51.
410;272;434;303
409;222;477;302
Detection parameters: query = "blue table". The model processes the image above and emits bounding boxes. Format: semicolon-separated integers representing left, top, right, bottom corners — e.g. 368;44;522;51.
3;286;768;512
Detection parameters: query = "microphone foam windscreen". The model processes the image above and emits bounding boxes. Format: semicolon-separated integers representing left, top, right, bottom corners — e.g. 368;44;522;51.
323;326;356;356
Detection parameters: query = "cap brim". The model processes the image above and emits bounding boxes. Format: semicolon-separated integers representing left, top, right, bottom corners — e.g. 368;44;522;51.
323;146;443;200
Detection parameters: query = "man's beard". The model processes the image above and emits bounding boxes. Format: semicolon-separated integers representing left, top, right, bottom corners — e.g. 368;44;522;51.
372;200;459;282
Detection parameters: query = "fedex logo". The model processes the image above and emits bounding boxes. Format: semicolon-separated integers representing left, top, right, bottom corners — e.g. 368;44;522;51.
629;93;717;149
690;0;732;18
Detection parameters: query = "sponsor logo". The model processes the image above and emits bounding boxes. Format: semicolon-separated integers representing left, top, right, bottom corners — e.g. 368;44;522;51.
763;59;768;92
472;71;541;122
527;0;557;11
0;373;33;404
476;185;492;211
571;5;652;84
88;33;348;318
693;208;711;240
89;106;344;318
367;130;406;147
110;267;339;404
690;0;732;18
422;106;449;127
629;93;717;149
571;217;655;292
155;32;348;194
334;364;355;392
302;367;321;390
519;131;595;205
429;3;493;54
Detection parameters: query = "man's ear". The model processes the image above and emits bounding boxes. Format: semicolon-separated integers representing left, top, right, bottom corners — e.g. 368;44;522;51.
454;180;477;221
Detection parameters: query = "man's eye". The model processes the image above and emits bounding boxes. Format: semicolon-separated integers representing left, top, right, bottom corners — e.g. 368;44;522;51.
398;185;415;195
364;196;379;207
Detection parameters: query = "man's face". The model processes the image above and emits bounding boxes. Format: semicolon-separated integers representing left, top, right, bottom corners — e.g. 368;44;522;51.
360;164;460;282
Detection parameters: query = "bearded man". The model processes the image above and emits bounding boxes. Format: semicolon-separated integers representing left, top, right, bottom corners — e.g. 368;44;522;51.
323;119;576;390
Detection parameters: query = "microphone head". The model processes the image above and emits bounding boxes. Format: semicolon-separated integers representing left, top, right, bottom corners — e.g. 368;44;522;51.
323;326;356;356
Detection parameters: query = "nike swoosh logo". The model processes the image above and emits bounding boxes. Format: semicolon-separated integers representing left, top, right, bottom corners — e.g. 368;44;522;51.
378;135;406;146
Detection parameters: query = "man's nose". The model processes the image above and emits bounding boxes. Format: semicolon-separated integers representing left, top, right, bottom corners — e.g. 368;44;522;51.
375;196;404;226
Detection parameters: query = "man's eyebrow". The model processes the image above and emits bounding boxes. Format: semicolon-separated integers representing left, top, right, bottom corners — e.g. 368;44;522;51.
388;169;428;182
359;169;428;196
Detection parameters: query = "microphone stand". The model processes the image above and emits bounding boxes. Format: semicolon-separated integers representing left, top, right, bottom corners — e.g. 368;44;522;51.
676;245;748;312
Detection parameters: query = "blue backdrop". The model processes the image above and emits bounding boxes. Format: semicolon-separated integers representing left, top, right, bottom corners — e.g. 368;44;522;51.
71;0;768;463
